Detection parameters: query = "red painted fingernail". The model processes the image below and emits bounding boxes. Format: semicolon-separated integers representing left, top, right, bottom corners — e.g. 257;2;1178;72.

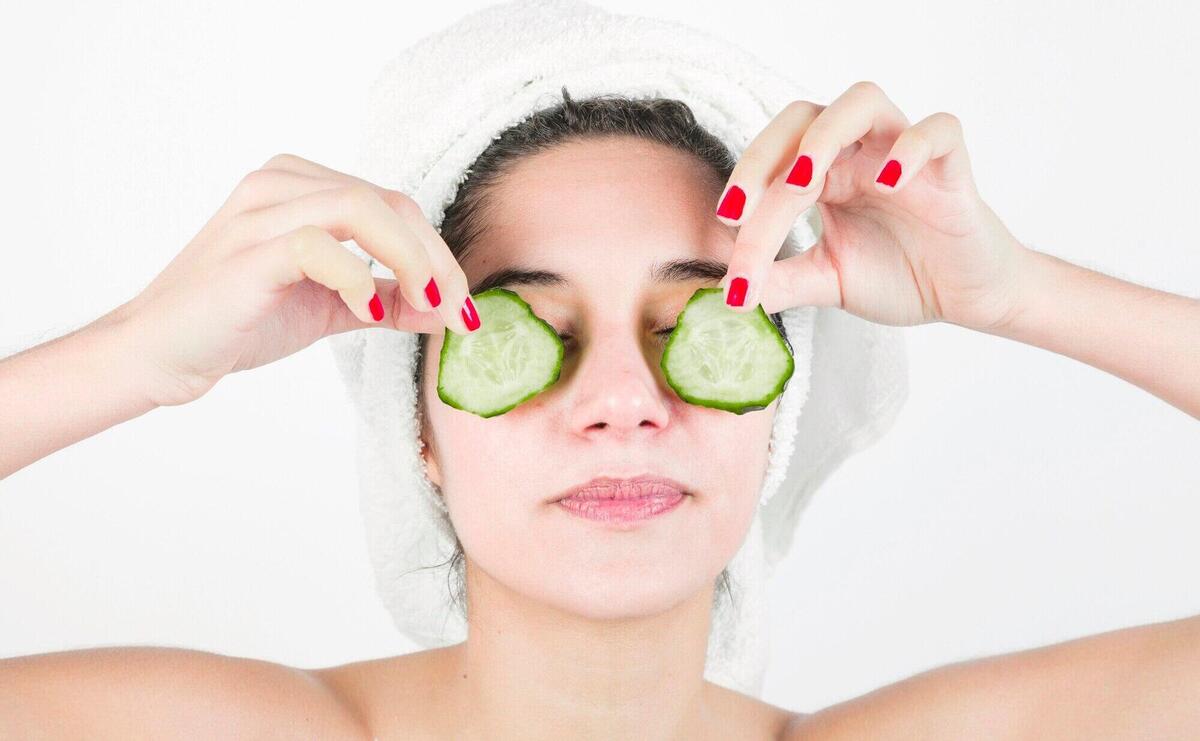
727;276;748;307
461;296;480;331
786;154;813;187
877;159;901;187
716;185;746;220
369;293;384;322
425;277;442;308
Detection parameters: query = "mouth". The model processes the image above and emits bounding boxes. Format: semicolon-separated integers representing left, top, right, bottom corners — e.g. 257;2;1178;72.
556;489;687;524
552;475;690;525
551;474;691;503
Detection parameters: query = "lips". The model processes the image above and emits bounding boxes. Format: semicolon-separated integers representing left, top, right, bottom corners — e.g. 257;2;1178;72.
554;474;690;503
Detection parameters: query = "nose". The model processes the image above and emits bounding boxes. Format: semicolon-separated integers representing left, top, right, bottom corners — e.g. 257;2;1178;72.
565;328;672;438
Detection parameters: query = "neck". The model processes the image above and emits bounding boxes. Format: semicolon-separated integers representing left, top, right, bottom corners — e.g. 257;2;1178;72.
444;559;718;740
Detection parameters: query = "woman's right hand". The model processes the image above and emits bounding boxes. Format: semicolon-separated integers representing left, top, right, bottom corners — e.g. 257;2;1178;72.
109;153;480;407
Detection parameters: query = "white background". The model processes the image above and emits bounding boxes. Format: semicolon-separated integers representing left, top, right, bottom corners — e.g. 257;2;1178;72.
2;0;1198;714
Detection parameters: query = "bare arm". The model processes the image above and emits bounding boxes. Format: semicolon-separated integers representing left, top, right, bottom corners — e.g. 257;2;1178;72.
0;154;466;735
789;612;1200;740
2;152;459;481
986;244;1200;419
0;647;369;740
0;308;163;479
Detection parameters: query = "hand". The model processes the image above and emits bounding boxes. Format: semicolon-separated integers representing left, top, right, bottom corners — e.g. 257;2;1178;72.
109;153;477;407
714;80;1029;332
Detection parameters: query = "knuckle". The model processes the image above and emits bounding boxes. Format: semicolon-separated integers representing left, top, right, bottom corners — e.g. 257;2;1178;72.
801;117;831;143
287;224;329;260
904;127;931;151
231;168;274;202
782;98;820;118
379;189;423;220
849;79;883;97
338;182;384;220
261;152;302;170
931;110;963;133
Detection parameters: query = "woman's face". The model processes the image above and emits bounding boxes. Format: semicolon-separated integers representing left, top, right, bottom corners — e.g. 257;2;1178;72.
420;136;780;619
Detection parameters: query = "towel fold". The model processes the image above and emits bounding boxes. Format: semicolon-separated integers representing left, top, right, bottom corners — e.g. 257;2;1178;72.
327;0;908;698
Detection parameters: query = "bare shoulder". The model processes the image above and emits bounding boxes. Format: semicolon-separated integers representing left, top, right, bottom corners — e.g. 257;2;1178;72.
783;614;1200;740
779;646;1047;741
0;645;370;740
312;645;460;739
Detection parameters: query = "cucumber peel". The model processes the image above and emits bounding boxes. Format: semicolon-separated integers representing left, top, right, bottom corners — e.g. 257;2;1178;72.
435;285;793;419
436;287;563;418
659;287;794;414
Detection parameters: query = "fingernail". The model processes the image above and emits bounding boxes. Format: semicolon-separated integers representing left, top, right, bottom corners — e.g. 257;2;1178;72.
369;293;385;322
876;159;901;187
726;276;748;307
785;154;813;187
716;185;746;220
425;277;442;308
461;296;480;331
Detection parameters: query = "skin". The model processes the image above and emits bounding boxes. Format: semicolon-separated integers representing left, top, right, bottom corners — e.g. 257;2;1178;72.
403;136;783;739
1;79;1199;738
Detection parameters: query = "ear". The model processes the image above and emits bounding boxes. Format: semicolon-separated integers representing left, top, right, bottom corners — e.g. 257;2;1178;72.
419;422;443;489
415;345;444;491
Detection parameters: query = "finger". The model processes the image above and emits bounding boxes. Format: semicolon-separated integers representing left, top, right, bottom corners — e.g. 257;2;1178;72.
258;152;362;182
257;153;413;206
197;169;344;246
758;241;843;315
324;276;447;336
221;184;476;335
247;224;385;326
370;188;475;338
783;80;910;198
714;100;824;227
719;174;817;313
223;168;345;215
255;153;476;335
872;111;974;193
243;227;446;336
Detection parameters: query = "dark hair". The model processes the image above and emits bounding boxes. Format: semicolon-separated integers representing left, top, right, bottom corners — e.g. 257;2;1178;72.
412;86;790;622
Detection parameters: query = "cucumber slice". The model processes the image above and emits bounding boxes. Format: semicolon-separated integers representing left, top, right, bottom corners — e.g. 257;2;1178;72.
660;287;794;415
437;287;564;418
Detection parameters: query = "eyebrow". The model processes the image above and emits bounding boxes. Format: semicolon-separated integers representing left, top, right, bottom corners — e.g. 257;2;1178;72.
470;257;729;295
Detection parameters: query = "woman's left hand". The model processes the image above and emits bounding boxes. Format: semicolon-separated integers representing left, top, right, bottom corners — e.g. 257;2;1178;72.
715;80;1029;333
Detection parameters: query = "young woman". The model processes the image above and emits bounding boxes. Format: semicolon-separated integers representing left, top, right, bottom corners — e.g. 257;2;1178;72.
2;82;1197;739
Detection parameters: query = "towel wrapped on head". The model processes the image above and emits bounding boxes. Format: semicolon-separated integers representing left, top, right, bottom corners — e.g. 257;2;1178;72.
327;0;908;699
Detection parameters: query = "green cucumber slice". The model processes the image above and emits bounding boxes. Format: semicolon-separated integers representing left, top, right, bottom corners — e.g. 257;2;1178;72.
660;287;794;415
437;287;564;418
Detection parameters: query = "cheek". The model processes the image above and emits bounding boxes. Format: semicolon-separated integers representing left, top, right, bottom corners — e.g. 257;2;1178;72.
432;409;550;556
424;354;778;616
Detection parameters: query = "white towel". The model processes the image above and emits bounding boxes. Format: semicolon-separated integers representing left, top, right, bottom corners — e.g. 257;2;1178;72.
327;0;908;699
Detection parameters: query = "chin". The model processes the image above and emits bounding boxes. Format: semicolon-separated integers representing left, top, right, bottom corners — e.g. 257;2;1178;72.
520;562;717;620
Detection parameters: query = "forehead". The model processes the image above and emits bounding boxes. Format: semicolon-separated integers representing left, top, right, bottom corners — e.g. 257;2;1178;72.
460;137;735;297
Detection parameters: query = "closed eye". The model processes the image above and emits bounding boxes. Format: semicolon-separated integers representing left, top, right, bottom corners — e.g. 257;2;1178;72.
556;327;677;343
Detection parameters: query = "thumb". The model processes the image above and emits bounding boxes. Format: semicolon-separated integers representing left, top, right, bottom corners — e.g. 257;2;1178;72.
760;243;843;315
324;277;450;337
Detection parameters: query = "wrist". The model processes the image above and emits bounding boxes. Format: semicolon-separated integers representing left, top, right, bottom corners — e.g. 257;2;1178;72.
94;302;201;409
78;306;170;412
975;239;1049;340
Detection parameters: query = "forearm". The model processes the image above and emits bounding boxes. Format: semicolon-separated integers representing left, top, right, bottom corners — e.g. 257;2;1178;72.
987;244;1200;419
0;310;161;479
